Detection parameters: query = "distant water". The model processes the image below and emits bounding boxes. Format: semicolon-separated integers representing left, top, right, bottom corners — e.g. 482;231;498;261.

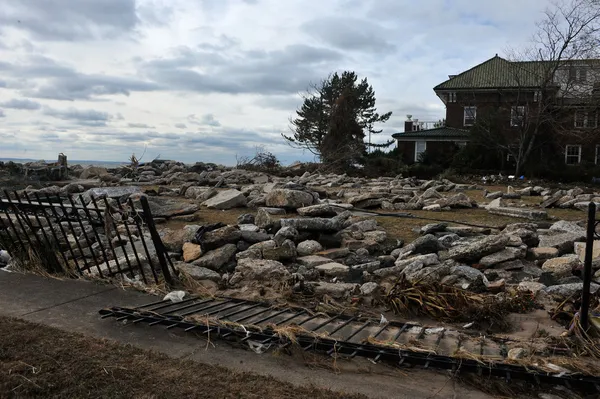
0;158;127;169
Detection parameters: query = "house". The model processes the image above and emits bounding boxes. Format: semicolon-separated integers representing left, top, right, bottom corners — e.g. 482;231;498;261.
393;117;469;165
394;54;600;167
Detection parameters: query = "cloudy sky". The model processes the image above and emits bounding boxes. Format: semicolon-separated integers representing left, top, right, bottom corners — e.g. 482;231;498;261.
0;0;552;165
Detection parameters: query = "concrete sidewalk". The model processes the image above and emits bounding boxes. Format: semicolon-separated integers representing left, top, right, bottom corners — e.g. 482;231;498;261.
0;271;491;399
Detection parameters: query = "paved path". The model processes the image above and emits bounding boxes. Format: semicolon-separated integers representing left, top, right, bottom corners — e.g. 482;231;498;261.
0;270;493;399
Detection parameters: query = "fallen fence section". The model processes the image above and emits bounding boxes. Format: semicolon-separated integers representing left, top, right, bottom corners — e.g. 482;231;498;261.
0;191;174;285
99;296;600;392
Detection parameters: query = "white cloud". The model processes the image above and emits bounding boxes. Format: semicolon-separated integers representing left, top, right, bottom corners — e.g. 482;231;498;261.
0;0;553;164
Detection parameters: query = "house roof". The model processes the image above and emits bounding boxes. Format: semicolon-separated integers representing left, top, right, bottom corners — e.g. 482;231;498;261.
392;127;470;140
434;55;549;90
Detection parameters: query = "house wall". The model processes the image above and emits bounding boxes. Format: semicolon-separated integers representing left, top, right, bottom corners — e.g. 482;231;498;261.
396;141;415;164
396;140;461;165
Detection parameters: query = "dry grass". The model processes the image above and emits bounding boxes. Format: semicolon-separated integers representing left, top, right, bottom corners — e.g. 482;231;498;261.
0;316;365;399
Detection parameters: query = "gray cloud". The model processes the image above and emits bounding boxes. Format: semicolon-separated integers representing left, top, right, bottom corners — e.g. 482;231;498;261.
0;0;139;41
301;17;396;53
0;110;5;118
128;123;155;129
0;98;42;110
43;106;114;127
175;123;187;129
1;56;160;101
140;44;344;95
201;114;220;127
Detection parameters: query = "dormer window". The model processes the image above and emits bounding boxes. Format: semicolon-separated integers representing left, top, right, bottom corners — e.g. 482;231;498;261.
448;92;457;103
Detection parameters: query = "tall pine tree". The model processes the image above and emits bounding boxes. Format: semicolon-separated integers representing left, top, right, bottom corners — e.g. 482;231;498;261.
283;71;392;166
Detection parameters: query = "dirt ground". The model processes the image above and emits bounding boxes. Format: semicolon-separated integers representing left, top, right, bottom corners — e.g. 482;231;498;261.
0;316;364;399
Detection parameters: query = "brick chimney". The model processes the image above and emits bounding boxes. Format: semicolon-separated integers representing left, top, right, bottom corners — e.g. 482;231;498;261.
404;115;413;132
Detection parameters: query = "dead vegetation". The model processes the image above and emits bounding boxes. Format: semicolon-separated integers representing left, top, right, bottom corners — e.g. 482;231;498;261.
384;276;541;331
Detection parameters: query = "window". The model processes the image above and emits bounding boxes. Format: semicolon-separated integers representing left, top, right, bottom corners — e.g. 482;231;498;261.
574;111;597;128
415;141;427;162
533;91;541;102
463;106;476;126
565;145;582;165
579;68;588;83
448;92;457;103
511;106;526;127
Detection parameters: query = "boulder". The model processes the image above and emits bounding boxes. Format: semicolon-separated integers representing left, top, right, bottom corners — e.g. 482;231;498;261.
297;255;332;268
296;240;324;256
374;253;439;278
240;230;271;244
403;262;452;284
544;282;600;297
538;232;586;254
360;282;380;296
447;235;510;262
202;226;242;250
235;258;291;281
192;244;237;271
182;242;202;262
80;166;108;179
203;189;247;210
549;220;586;236
297;204;343;217
411;234;441;254
445;193;473;208
263;240;297;261
237;213;255;225
274;226;299;245
486;191;503;200
421;188;442;200
315;262;350;277
518;281;546;294
255;208;273;229
420;223;447;235
265;189;314;209
479;247;526;267
312;282;359;299
160;225;198;252
541;255;581;278
528;247;559;261
574;240;600;262
175;262;221;282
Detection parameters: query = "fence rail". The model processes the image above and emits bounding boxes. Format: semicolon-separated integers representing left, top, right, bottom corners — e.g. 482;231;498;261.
0;190;174;285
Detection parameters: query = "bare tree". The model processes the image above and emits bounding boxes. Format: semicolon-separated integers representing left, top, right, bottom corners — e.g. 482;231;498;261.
470;0;600;176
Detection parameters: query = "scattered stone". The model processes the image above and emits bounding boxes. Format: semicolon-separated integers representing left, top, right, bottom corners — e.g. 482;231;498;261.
550;220;586;235
544;282;600;297
297;255;332;268
360;282;379;295
255;208;273;229
237;213;255;225
542;255;581;279
528;247;559;261
479;247;525;268
263;240;297;261
182;242;202;262
297;240;324;256
313;282;358;299
192;244;237;271
297;204;343;217
203;189;247;210
316;248;351;259
518;281;546;294
265;189;314;209
508;348;528;360
315;262;350;277
487;279;506;293
447;235;510;262
538;232;586;254
423;204;442;211
236;258;291;281
176;262;221;282
202;226;243;250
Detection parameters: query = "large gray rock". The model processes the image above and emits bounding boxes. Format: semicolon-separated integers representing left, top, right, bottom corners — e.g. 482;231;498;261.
202;225;243;250
411;234;441;254
132;195;199;218
280;217;342;232
263;239;297;261
538;232;586;254
240;230;270;244
296;240;323;256
374;254;439;278
255;208;273;229
176;262;221;282
479;247;526;267
312;282;359;299
442;265;488;291
235;258;291;281
203;189;247;210
159;225;198;252
297;255;332;268
542;255;581;278
549;220;586;236
544;282;600;297
297;204;344;217
265;189;314;209
403;262;452;284
192;244;237;271
445;193;474;208
315;262;349;277
447;235;510;262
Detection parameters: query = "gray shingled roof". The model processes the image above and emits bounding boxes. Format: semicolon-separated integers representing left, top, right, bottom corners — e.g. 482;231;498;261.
392;127;470;140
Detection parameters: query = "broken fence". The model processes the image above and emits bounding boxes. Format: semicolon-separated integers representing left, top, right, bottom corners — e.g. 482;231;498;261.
0;190;174;285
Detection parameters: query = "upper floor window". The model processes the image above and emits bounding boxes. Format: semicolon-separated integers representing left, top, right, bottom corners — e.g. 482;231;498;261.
533;90;541;102
565;145;582;165
463;106;476;126
511;106;526;127
569;67;588;84
575;110;597;128
448;92;457;103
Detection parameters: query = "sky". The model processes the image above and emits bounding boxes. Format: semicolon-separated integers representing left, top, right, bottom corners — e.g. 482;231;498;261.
0;0;554;165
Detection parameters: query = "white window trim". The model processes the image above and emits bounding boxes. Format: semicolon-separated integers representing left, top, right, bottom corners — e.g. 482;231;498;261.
565;144;582;165
511;106;526;127
574;111;597;128
414;140;427;162
533;90;541;102
463;106;476;127
449;92;457;103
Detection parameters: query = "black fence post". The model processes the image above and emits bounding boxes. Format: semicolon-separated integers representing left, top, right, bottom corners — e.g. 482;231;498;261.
139;196;174;286
581;202;596;331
